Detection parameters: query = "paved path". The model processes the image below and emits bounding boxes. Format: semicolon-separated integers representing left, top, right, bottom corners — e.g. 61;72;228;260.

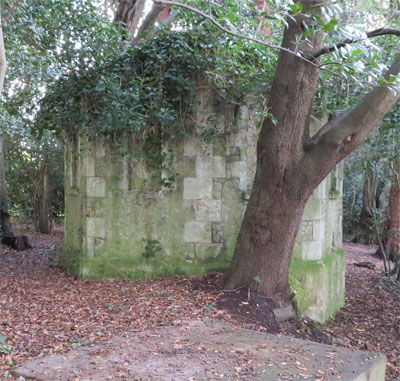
13;320;385;380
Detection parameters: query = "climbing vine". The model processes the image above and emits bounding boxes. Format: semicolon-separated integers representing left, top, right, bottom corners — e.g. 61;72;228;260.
35;26;276;141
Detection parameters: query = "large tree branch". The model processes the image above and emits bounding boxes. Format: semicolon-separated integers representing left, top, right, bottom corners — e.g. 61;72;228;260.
152;0;323;69
312;28;400;59
303;54;400;188
133;3;163;42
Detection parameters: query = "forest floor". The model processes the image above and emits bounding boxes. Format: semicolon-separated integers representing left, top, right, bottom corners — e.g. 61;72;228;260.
0;227;399;380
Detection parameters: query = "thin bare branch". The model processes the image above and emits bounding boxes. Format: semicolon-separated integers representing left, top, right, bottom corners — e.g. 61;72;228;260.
152;0;323;69
0;0;21;28
312;28;400;59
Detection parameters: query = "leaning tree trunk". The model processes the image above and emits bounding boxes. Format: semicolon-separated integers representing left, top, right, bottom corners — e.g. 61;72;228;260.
224;2;323;301
225;0;400;303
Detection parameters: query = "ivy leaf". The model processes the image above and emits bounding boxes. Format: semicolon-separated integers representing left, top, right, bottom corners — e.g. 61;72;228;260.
351;49;364;57
289;2;303;15
323;19;338;33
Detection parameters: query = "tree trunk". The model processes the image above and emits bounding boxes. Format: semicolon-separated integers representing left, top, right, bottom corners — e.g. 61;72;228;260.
357;167;386;242
0;133;13;237
224;180;308;299
38;159;51;234
224;1;323;301
381;160;400;260
225;0;400;302
0;14;11;238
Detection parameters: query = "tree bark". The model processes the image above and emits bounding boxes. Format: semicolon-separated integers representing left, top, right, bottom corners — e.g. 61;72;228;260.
38;158;51;234
358;167;385;237
0;133;13;237
225;0;400;302
114;0;147;36
224;0;323;300
0;14;12;238
380;160;400;260
255;0;271;38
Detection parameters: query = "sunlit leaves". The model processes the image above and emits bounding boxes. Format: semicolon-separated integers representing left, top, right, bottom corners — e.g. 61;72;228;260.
288;2;302;15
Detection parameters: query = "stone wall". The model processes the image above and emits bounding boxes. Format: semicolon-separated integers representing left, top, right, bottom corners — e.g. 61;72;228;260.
64;89;345;322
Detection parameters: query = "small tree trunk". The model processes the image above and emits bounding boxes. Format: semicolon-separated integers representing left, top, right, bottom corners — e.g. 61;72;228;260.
359;168;380;227
0;15;11;238
0;133;13;237
38;159;51;234
381;160;400;260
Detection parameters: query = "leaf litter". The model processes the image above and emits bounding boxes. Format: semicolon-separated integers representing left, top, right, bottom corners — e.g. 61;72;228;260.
0;228;398;379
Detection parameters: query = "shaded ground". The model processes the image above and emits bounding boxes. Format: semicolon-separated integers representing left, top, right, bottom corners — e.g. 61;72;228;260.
0;229;399;379
13;321;385;381
324;242;400;380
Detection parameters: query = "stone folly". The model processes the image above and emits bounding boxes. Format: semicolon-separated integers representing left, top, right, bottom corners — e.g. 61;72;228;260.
64;89;344;322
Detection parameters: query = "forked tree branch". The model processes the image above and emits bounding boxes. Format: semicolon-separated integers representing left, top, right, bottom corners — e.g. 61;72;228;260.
152;0;323;69
304;53;400;184
312;28;400;58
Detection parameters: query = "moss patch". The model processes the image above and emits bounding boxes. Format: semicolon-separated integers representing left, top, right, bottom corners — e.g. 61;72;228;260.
289;249;345;322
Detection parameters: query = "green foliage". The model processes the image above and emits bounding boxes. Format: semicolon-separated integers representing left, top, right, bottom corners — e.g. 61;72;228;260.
35;27;275;140
4;131;64;221
1;0;120;221
60;246;82;274
142;239;164;259
0;334;12;355
342;103;400;241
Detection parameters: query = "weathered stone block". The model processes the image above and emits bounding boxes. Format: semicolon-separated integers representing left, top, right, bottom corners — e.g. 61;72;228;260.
183;221;211;243
196;156;226;178
213;137;226;156
236;132;248;147
312;180;327;200
313;220;325;241
95;142;106;158
239;105;249;121
303;198;324;220
82;155;95;177
86;217;106;238
86;177;106;198
195;243;223;260
194;200;222;221
85;236;105;257
86;237;95;257
175;157;196;178
212;222;224;243
184;137;212;156
290;249;345;322
183;178;212;200
231;161;248;190
301;240;323;261
212;180;223;200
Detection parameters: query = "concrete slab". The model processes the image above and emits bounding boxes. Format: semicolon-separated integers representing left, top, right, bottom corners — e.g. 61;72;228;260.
12;321;385;381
